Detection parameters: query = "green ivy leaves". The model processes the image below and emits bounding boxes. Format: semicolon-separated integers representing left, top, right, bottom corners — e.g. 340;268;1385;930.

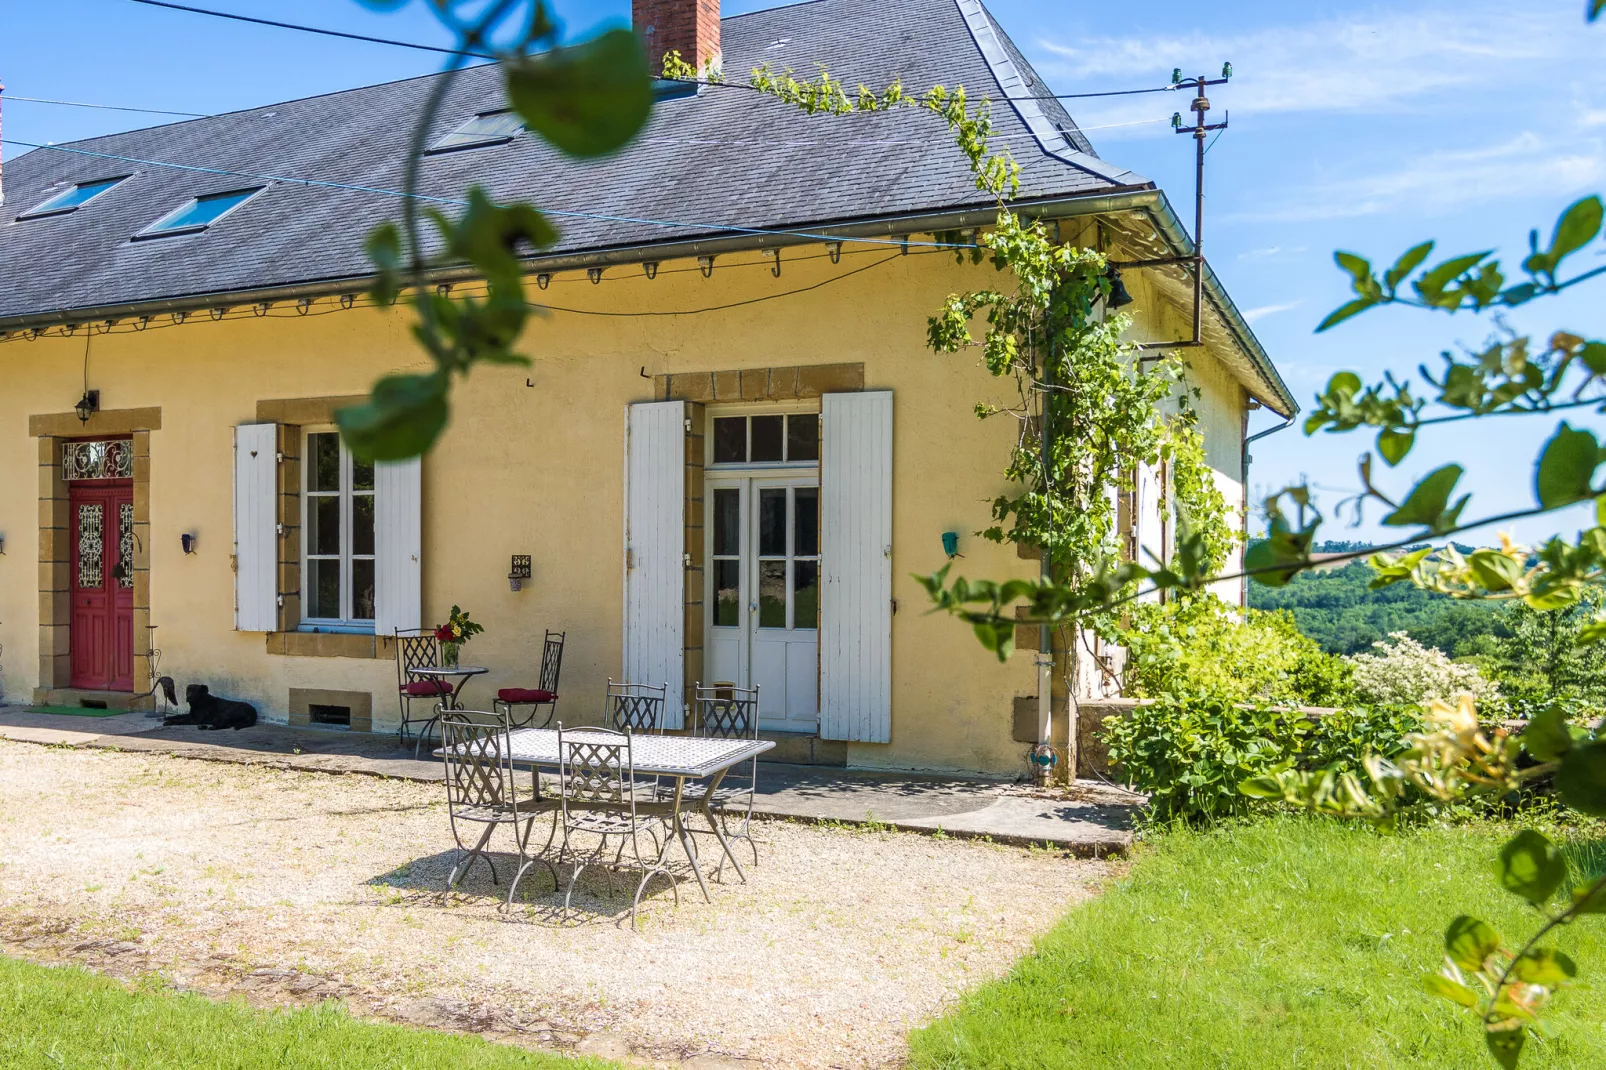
1534;423;1602;509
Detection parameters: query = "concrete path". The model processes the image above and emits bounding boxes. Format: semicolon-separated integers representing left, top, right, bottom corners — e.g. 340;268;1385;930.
0;706;1135;855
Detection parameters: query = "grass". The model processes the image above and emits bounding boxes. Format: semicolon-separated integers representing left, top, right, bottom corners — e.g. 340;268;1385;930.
910;815;1606;1069
0;956;617;1069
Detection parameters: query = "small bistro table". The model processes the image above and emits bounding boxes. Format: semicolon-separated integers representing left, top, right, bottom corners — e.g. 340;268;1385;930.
498;728;774;903
408;665;488;711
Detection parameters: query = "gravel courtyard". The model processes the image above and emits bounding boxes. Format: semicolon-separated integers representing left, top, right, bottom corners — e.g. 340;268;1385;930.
0;740;1108;1068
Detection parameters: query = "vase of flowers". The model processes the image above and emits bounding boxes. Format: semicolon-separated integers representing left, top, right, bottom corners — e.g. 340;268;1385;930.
434;605;484;668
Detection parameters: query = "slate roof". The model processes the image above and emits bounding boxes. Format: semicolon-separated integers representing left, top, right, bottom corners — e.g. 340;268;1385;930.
0;0;1292;412
0;0;1140;317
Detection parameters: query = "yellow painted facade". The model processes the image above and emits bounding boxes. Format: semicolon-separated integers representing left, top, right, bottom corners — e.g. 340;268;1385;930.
0;241;1251;777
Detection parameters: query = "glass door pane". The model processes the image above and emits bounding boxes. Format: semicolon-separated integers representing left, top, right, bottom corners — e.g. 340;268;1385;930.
756;487;788;628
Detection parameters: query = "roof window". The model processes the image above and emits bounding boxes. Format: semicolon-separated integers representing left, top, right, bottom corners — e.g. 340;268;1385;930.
428;109;525;153
19;176;128;219
134;187;262;240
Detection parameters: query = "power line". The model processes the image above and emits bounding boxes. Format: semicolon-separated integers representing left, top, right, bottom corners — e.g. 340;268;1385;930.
3;137;976;251
3;91;1171;140
124;0;1185;105
127;0;495;60
2;95;207;119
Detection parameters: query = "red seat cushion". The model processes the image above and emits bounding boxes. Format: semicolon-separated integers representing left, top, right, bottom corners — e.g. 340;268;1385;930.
401;679;453;697
497;688;557;704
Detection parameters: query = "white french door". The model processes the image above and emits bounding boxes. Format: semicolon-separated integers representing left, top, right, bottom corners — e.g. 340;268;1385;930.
706;473;820;732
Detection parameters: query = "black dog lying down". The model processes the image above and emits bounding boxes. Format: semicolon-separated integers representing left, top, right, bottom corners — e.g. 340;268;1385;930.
162;683;257;731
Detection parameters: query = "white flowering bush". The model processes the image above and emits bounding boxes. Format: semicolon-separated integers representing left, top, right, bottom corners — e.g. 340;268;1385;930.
1345;631;1498;707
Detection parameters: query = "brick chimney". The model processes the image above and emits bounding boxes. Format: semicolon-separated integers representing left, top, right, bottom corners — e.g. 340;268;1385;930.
634;0;721;77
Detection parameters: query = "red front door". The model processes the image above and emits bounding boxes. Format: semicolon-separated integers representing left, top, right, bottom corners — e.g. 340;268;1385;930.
69;481;135;691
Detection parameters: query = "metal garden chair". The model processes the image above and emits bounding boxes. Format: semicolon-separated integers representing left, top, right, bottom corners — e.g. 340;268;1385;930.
438;710;560;907
605;680;667;733
494;630;566;728
684;682;762;873
394;627;452;756
555;724;678;929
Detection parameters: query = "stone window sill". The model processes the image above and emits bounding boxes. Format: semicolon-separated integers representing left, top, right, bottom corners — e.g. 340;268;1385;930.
266;631;388;659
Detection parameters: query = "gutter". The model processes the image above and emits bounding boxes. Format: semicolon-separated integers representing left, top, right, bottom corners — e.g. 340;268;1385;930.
0;187;1299;416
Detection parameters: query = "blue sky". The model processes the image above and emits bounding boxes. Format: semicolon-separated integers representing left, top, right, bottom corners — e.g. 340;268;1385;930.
5;0;1603;547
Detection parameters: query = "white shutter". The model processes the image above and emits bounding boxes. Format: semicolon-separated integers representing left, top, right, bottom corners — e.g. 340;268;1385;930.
374;456;422;637
820;390;893;743
233;423;279;632
624;400;685;728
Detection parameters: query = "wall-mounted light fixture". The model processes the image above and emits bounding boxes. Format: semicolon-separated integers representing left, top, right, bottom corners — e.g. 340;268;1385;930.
0;533;7;555
1104;266;1134;309
180;533;198;555
75;389;100;424
941;531;962;559
509;554;532;592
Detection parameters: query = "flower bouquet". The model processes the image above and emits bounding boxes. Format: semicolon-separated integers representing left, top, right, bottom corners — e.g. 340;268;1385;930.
434;605;484;668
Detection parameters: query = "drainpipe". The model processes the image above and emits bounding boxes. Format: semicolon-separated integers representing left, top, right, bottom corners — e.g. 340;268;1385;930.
1034;326;1057;787
1241;411;1295;605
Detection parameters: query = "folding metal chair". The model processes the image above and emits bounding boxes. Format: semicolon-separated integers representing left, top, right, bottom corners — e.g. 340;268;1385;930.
555;724;677;929
394;627;451;756
438;710;559;906
687;682;762;873
494;630;566;728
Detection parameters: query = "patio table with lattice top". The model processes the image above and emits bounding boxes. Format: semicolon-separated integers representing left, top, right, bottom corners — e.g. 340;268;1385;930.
483;728;773;903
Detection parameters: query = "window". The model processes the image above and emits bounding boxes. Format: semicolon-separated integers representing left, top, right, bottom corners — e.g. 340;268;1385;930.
711;413;819;465
302;431;376;628
19;176;127;219
428;109;524;153
135;187;261;239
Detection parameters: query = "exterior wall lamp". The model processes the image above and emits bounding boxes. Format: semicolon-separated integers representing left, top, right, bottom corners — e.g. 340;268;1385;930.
941;531;962;558
181;533;198;555
75;390;100;424
509;554;531;592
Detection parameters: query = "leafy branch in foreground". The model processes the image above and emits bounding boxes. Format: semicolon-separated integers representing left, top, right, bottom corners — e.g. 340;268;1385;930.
338;1;653;460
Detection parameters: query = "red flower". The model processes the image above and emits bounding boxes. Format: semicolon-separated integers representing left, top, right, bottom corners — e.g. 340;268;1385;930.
434;624;455;642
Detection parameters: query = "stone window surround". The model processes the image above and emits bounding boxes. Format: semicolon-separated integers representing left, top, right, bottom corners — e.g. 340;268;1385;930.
288;686;373;733
30;406;160;708
656;361;864;713
254;395;398;661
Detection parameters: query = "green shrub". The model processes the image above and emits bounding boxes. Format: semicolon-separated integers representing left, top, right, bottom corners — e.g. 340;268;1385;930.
1104;595;1354;707
1102;696;1421;823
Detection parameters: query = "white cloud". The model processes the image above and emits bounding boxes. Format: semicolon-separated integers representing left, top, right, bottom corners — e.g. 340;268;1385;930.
1237;245;1306;261
1242;300;1303;324
1232;132;1606;222
1032;3;1605;139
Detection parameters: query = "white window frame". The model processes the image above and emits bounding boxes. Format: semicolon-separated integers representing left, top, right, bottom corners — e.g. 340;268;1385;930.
300;427;377;631
705;402;823;471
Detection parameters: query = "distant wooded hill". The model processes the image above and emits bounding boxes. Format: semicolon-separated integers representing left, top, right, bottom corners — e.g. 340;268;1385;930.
1246;542;1506;657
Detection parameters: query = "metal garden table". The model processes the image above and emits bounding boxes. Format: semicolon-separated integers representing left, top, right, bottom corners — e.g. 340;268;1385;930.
503;728;774;903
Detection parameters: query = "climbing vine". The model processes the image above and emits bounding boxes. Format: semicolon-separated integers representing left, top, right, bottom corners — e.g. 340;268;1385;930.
669;54;1234;654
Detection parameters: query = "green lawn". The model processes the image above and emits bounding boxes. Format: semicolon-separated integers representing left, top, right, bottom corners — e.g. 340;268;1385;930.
0;956;614;1069
911;816;1606;1069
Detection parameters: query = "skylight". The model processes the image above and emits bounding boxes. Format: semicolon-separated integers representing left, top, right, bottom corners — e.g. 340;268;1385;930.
428;110;525;153
134;188;262;239
19;176;128;219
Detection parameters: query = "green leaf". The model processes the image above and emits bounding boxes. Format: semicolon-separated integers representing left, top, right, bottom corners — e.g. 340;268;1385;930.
1571;879;1606;913
1485;1026;1525;1070
336;372;450;462
1556;741;1606;816
1511;947;1577;985
1335;250;1373;283
1382;464;1465;532
1317;297;1377;332
1422;972;1479;1008
1495;829;1567;906
1384;240;1434;291
1413;251;1493;307
504;27;653;158
1238;775;1284;798
1445;915;1500;972
1468;549;1523;592
1523;703;1575;763
1592;0;1606;20
1377;427;1415;467
1547;196;1603;267
1581;343;1606;376
1534;422;1601;508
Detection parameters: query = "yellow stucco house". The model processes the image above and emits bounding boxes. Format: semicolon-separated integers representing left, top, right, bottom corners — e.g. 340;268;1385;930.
0;0;1294;777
